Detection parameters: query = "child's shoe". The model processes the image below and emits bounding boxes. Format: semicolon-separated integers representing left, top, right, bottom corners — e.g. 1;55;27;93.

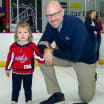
11;101;17;104
26;100;32;104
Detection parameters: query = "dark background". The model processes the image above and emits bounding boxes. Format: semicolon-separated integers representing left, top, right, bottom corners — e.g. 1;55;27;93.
2;0;42;32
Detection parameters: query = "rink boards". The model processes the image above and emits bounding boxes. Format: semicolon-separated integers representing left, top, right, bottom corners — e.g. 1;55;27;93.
0;32;104;67
0;33;43;67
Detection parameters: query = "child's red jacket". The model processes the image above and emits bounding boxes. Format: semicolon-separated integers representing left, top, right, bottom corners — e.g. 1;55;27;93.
5;42;44;74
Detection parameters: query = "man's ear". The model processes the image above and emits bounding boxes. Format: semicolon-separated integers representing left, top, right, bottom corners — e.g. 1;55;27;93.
62;8;64;16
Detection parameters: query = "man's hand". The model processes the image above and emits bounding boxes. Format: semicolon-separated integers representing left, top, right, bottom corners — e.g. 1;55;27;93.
44;48;54;65
39;41;54;65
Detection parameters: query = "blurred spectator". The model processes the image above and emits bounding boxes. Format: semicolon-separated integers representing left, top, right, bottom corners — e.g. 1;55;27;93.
94;10;103;59
85;10;99;60
0;7;5;32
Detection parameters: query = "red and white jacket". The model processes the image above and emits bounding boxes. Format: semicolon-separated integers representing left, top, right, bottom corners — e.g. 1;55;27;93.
5;42;44;74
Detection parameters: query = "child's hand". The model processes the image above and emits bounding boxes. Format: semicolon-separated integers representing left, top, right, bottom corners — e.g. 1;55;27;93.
6;70;10;77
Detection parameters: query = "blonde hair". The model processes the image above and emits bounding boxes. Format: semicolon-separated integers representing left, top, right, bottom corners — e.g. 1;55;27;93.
14;21;33;42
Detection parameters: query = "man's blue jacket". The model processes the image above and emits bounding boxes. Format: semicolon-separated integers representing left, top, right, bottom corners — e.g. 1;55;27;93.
38;15;97;64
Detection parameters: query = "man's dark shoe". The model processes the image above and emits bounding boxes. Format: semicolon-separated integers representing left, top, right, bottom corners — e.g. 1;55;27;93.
73;102;88;104
40;92;65;104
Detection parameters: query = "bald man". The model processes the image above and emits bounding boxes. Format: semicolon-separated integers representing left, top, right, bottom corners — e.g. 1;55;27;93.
38;1;97;104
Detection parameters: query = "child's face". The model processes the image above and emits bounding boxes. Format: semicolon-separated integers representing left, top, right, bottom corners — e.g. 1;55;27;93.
17;27;30;43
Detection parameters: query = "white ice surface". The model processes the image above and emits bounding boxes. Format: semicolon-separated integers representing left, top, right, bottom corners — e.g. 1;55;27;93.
0;65;104;104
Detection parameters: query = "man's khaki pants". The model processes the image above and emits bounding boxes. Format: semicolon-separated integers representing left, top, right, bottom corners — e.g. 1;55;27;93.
39;56;96;102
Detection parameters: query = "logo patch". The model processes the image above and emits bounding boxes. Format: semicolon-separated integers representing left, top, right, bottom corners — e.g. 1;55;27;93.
15;54;28;63
20;49;22;53
65;36;70;40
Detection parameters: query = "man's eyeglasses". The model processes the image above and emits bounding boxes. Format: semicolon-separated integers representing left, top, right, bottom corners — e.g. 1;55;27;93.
46;10;62;19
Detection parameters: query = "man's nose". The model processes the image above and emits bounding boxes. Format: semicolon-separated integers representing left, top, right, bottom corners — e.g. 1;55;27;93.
50;16;56;21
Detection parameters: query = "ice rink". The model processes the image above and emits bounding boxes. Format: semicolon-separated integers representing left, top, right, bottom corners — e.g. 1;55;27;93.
0;64;104;104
